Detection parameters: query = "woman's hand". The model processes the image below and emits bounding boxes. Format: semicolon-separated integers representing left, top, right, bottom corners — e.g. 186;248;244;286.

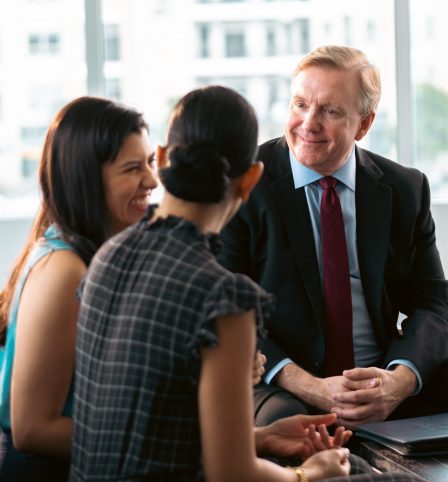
255;413;351;460
299;448;351;480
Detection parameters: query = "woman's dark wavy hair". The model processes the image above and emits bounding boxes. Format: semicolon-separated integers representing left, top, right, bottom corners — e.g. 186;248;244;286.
160;85;259;203
0;96;148;342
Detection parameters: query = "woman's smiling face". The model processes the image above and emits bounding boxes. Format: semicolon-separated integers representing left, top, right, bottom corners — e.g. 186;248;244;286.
102;128;158;234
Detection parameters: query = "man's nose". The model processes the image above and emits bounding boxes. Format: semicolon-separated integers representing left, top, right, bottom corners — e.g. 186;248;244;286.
301;108;320;131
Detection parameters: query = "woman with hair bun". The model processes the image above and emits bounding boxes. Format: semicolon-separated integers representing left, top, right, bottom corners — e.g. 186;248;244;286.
70;86;355;481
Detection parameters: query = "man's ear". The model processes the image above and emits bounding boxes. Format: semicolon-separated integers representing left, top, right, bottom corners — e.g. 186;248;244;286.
238;161;264;203
157;145;169;170
355;112;376;141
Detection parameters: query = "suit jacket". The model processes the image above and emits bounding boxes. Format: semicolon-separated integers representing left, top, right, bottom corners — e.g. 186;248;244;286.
218;136;448;387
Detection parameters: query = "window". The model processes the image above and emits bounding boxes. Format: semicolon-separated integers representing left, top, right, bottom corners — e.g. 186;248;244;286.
21;156;39;179
105;24;120;61
410;0;448;199
20;126;47;146
29;84;64;114
294;19;310;55
343;16;352;45
28;33;60;55
223;77;248;98
225;27;246;57
1;1;448;234
28;34;39;54
106;78;122;101
48;33;59;53
0;0;85;200
266;24;277;56
197;76;248;98
366;19;377;42
197;24;210;58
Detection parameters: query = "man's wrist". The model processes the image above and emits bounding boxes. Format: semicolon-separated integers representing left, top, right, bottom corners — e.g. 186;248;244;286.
265;358;294;385
391;364;417;397
274;363;321;407
387;359;422;395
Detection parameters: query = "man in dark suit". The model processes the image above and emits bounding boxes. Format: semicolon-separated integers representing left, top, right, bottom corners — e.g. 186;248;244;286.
218;45;448;429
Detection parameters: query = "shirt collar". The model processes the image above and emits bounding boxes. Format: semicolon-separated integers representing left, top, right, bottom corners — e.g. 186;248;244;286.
289;145;356;191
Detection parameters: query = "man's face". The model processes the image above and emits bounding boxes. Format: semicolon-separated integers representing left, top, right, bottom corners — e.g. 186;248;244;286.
285;65;374;175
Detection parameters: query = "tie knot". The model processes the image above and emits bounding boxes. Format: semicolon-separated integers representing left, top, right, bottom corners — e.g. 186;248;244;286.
319;176;337;190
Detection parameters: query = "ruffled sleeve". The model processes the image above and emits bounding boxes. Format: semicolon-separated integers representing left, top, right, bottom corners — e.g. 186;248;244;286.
195;271;275;350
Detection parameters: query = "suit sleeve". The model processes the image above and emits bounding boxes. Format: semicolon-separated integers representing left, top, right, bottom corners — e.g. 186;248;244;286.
385;173;448;382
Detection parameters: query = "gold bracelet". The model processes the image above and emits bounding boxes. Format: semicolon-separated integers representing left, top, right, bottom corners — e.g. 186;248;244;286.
287;466;309;482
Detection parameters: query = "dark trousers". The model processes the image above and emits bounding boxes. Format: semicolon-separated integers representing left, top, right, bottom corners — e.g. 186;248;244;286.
0;428;69;482
254;384;318;426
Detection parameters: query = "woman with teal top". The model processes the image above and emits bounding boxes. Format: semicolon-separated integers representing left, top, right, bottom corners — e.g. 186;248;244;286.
0;96;158;481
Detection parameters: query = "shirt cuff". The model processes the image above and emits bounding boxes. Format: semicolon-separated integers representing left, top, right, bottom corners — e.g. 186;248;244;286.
386;359;422;395
264;358;294;385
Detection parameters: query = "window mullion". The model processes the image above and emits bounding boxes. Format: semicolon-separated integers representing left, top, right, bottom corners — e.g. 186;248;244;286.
84;0;106;96
394;0;414;167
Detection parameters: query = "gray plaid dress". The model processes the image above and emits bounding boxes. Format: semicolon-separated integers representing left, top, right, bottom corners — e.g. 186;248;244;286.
70;209;273;481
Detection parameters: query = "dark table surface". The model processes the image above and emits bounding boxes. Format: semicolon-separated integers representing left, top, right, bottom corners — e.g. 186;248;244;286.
360;441;448;482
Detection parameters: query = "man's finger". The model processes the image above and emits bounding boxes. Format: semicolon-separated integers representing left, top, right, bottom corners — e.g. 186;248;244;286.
333;387;380;405
342;377;380;391
343;367;380;380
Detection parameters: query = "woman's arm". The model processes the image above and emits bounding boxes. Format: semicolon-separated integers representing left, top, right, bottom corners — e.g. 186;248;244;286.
11;249;86;458
199;309;297;482
199;310;350;482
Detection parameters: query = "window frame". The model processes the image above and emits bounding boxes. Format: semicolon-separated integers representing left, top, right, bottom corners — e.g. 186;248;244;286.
84;0;442;189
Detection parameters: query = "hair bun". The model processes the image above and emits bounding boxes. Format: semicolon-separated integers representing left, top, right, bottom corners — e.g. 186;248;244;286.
161;141;231;203
170;141;229;175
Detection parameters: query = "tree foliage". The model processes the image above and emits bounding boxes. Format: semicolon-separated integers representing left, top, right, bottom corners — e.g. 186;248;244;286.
415;82;448;162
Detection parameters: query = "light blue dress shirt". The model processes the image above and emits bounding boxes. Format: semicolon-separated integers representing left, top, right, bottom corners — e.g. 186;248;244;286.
265;146;422;394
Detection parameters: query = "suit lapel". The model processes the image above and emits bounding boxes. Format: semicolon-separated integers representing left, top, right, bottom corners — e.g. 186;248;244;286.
266;138;325;330
264;142;392;337
355;147;392;335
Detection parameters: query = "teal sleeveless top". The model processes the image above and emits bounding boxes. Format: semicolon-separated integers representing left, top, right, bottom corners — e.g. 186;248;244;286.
0;224;75;428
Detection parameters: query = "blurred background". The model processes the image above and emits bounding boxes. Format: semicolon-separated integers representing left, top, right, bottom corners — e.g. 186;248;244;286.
1;0;448;283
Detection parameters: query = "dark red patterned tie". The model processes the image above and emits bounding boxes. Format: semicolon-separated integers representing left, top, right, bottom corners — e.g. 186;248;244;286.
319;177;354;376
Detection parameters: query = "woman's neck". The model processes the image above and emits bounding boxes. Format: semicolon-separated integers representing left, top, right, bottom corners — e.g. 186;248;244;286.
155;192;240;234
